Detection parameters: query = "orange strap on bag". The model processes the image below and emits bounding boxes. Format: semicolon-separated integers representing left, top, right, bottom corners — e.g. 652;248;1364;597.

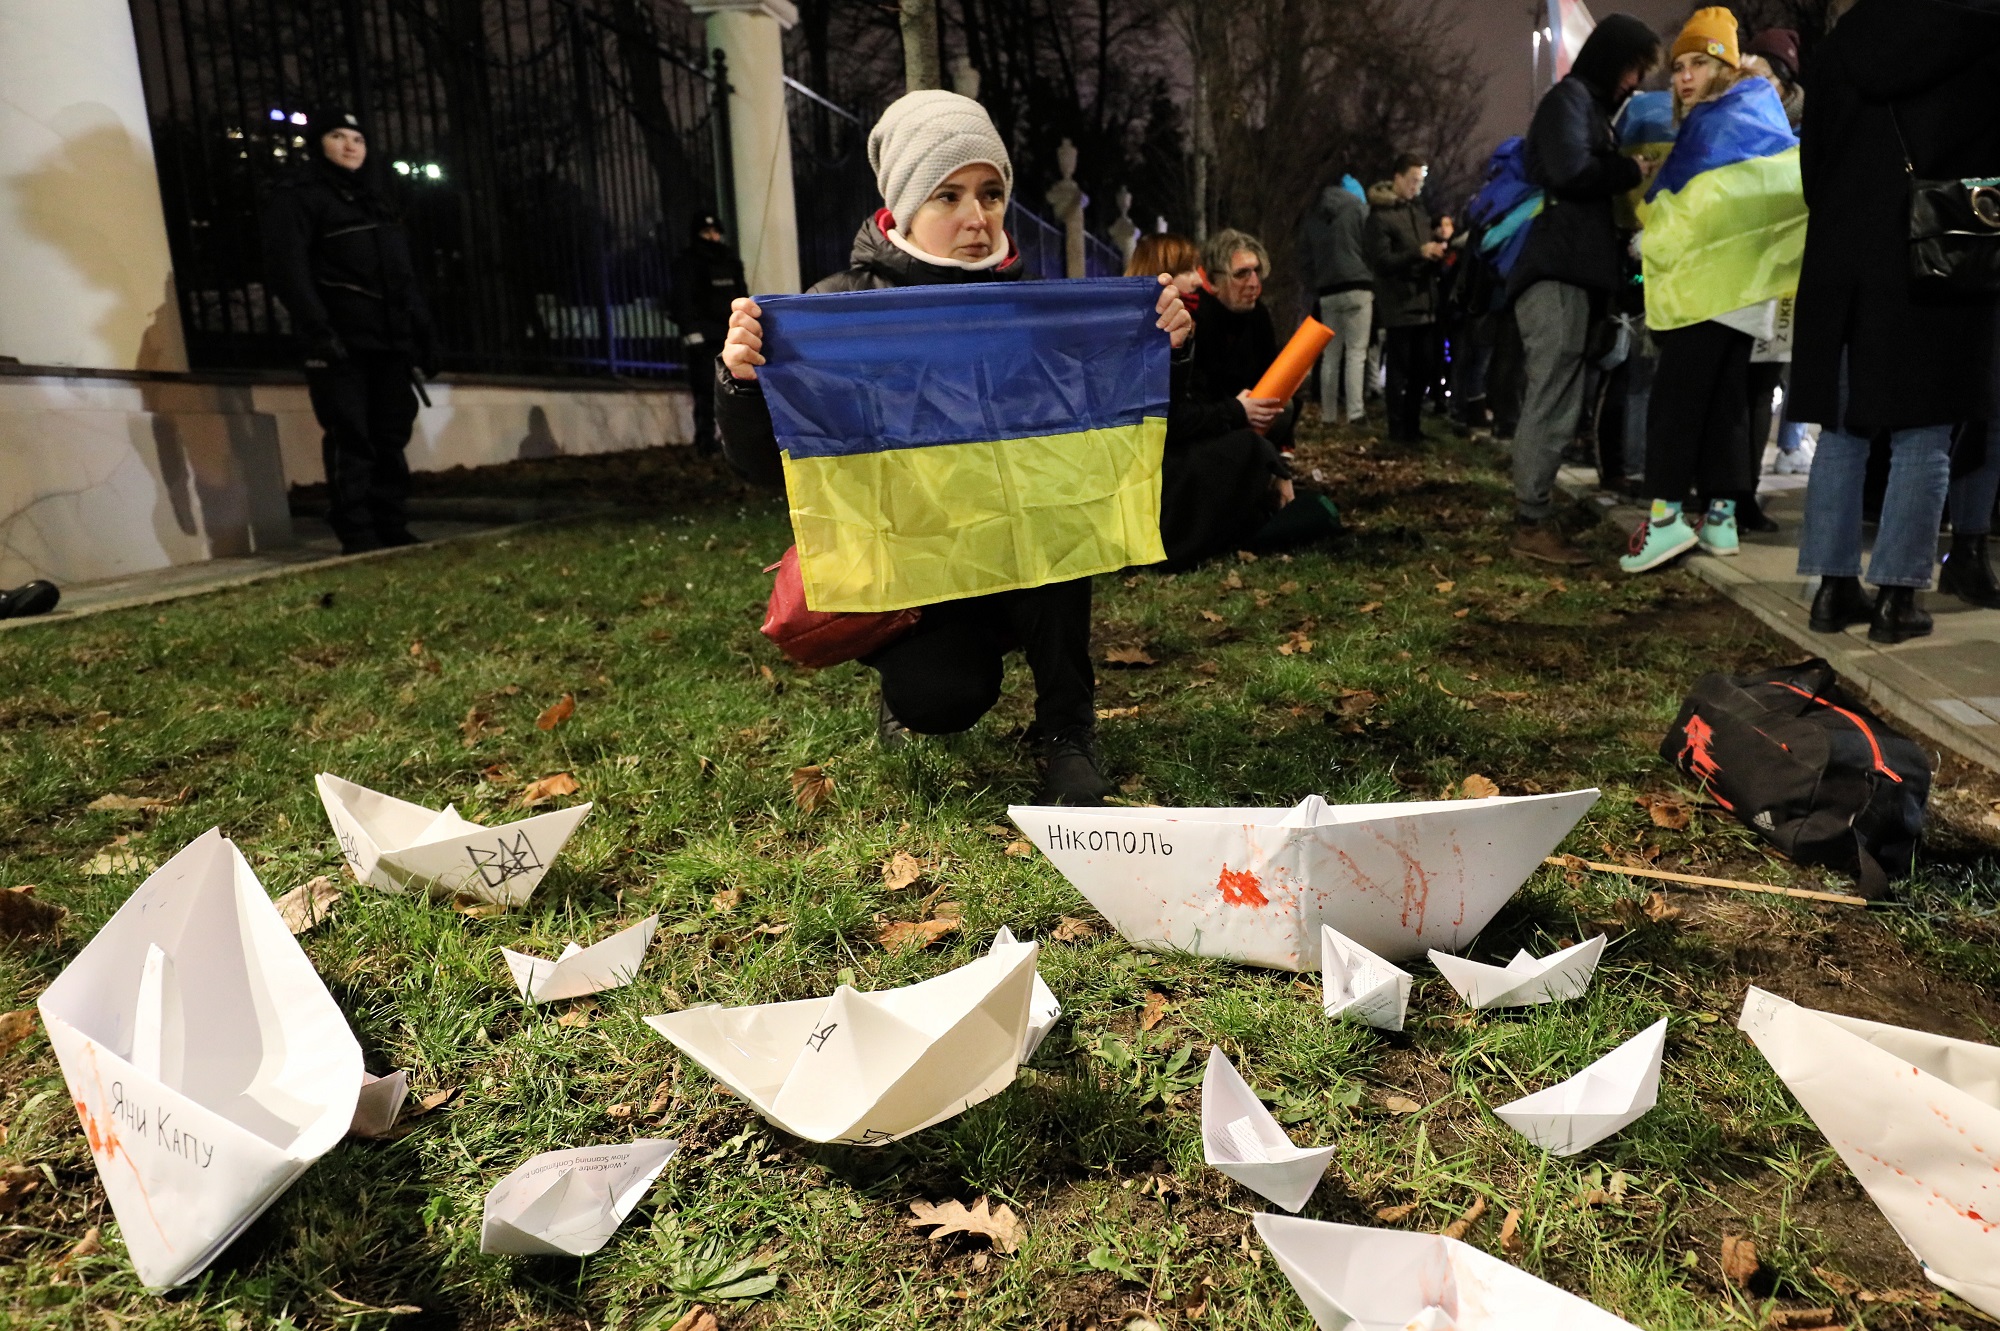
1250;317;1336;403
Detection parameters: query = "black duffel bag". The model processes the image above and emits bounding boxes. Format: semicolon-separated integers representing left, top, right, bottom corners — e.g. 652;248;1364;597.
1660;660;1933;897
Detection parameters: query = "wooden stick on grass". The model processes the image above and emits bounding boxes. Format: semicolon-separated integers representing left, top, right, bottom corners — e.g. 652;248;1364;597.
1543;856;1870;907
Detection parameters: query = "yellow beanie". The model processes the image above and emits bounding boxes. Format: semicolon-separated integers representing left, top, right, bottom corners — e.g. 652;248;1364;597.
1673;7;1740;66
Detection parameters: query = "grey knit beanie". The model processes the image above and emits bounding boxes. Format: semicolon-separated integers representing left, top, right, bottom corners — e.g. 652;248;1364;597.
868;90;1013;232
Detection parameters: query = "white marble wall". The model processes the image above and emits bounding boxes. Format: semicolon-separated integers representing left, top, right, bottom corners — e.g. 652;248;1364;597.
1;375;693;587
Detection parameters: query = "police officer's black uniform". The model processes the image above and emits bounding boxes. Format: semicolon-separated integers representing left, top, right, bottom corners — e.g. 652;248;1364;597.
671;214;747;455
261;109;437;553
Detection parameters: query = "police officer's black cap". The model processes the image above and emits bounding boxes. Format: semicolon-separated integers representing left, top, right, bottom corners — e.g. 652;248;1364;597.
306;107;368;143
691;212;725;238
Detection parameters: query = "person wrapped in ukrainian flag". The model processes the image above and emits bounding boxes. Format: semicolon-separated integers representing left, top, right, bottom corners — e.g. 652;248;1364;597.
1619;7;1807;574
712;91;1192;806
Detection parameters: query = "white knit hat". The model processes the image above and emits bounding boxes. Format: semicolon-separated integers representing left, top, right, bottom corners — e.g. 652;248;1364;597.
867;90;1013;232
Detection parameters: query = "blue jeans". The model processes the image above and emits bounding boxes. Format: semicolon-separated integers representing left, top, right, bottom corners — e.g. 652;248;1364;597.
1949;424;2000;536
1797;422;1954;587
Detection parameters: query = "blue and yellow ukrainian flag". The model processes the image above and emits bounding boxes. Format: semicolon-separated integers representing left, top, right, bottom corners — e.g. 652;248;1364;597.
756;278;1169;613
1640;77;1806;331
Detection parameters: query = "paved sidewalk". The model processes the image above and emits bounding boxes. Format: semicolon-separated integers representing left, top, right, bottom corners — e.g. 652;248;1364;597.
1560;463;2000;774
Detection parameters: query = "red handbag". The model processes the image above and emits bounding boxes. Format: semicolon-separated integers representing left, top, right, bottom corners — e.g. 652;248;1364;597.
760;545;920;668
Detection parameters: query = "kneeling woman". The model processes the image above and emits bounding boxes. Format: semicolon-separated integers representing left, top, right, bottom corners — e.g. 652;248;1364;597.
713;91;1190;805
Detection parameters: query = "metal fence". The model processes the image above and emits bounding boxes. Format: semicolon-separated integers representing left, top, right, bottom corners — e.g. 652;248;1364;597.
128;0;731;378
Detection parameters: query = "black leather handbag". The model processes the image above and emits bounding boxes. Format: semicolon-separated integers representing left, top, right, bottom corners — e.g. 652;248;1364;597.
1892;107;2000;293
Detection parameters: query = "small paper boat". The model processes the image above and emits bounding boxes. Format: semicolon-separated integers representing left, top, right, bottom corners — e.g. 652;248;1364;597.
1008;790;1597;969
646;942;1039;1144
317;772;591;905
1255;1213;1644;1330
350;1069;410;1138
1740;987;2000;1318
1494;1019;1667;1155
1321;924;1411;1031
480;1139;679;1256
1202;1047;1336;1212
503;916;659;1003
37;829;363;1288
993;926;1062;1059
1430;936;1606;1009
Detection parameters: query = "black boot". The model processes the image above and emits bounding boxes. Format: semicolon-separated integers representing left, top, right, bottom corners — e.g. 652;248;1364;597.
1808;575;1871;633
1038;726;1113;807
876;693;911;752
0;580;60;619
1940;533;2000;609
1868;586;1933;644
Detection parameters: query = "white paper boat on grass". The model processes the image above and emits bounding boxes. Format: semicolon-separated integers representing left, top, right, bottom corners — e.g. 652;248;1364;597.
37;829;363;1289
1740;987;2000;1318
646;942;1039;1145
1008;790;1597;970
480;1139;679;1256
1430;936;1606;1010
504;916;659;1003
993;926;1062;1059
1202;1047;1335;1212
1495;1019;1667;1156
317;772;591;906
1321;924;1412;1031
1255;1214;1644;1330
350;1069;410;1138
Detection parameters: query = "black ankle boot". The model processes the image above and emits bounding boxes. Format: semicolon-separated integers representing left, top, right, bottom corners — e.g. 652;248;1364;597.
1038;727;1113;807
1808;575;1871;633
1869;586;1933;644
1940;533;2000;609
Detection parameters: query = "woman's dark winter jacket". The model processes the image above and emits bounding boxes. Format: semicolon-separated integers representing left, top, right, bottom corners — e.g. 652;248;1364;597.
1302;184;1373;296
1365;184;1439;328
1183;296;1295;451
1507;15;1655;300
1789;0;2000;434
260;158;433;363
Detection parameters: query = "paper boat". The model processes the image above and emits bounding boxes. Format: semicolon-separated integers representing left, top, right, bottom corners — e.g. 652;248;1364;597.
1494;1019;1666;1155
350;1069;410;1138
1255;1213;1644;1330
1430;936;1606;1009
1202;1047;1336;1212
1740;987;2000;1318
1008;790;1597;970
1321;924;1412;1031
504;916;659;1004
646;942;1039;1145
480;1139;679;1256
37;829;363;1288
316;772;591;906
993;926;1062;1059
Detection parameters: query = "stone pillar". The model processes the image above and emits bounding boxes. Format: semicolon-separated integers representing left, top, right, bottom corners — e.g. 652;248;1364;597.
687;0;802;296
1108;186;1138;268
1044;138;1087;280
0;0;188;371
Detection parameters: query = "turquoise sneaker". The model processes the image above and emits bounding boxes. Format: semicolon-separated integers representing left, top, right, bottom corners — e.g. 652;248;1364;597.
1619;514;1699;573
1697;509;1740;557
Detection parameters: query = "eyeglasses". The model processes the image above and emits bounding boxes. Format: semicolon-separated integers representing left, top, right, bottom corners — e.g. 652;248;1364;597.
1229;265;1261;280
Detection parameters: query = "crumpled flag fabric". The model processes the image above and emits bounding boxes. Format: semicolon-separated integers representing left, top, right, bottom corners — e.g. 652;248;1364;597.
1640;78;1806;332
757;278;1170;613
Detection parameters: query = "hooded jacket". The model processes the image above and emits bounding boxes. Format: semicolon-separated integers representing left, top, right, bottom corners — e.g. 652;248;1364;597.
1365;182;1438;328
1506;13;1657;300
1301;183;1373;296
260;156;433;360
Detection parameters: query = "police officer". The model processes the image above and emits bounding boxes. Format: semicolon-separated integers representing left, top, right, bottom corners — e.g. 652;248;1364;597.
262;108;437;554
671;212;747;455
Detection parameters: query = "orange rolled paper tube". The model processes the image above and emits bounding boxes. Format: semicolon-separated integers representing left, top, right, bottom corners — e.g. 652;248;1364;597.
1250;317;1336;404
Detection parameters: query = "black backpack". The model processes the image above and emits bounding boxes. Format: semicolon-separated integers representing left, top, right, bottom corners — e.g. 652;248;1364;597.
1660;660;1933;897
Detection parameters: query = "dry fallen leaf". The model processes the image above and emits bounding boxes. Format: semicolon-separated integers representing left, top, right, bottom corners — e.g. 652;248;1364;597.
1764;1311;1839;1329
881;852;926;892
1053;915;1101;942
455;898;507;919
0;1009;36;1056
908;1197;1024;1254
605;1103;634;1121
1499;1207;1523;1255
1103;645;1157;668
86;793;173;813
1223;571;1244;590
0;1164;40;1214
1640;794;1693;830
0;885;64;939
1358;601;1383;614
1440;1195;1487;1240
1380;1094;1423;1114
1139;992;1169;1031
1236;549;1258;563
555;1006;592;1029
879;917;960;951
1199;609;1226;624
711;887;743;913
1434;580;1456;594
666;1309;719;1331
1338;690;1380;718
460;706;494;747
1375;1202;1418;1223
536;693;576;730
1278;631;1314;656
791;764;834;813
1642;892;1681;923
1003;840;1034;859
275;876;342;934
1095;705;1142;720
1721;1234;1761;1288
519;771;581;809
1459;774;1501;800
60;1226;103;1264
85;836;151;876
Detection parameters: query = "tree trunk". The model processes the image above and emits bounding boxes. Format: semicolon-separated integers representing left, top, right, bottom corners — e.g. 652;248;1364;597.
900;0;941;92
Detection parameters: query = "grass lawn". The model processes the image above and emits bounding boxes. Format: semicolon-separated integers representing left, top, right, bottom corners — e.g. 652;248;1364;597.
4;416;2000;1331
